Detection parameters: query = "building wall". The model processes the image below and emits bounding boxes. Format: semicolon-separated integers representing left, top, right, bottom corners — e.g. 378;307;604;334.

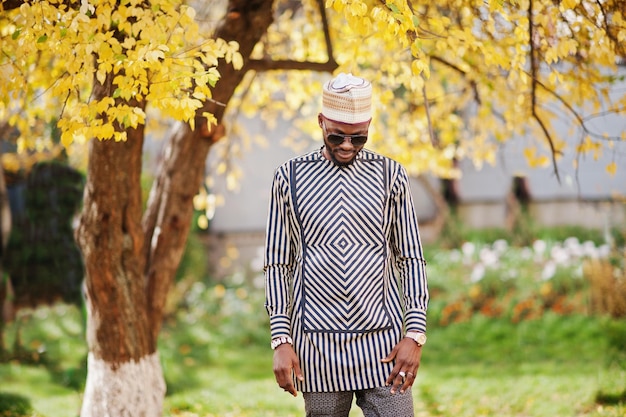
457;199;625;230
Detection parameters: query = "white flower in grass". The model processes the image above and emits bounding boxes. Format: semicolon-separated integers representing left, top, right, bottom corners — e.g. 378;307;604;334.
550;245;570;266
533;239;547;253
479;247;499;268
520;247;533;260
252;275;265;289
541;260;557;280
563;237;583;258
533;240;547;262
492;239;508;254
449;249;462;263
231;270;245;285
462;242;476;258
250;246;265;272
582;241;598;258
470;263;485;282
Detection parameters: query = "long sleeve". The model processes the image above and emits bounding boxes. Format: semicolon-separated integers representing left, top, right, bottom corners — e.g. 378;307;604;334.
263;149;429;392
264;167;295;340
390;166;429;333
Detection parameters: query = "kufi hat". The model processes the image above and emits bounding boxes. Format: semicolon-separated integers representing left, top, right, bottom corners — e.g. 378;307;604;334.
322;73;372;124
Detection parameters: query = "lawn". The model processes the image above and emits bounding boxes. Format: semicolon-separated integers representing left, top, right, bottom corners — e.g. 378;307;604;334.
159;311;626;417
1;306;624;417
1;232;625;416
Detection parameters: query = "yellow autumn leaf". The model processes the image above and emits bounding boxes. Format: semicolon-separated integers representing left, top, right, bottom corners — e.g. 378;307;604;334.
523;147;550;168
231;52;244;70
606;162;617;177
145;49;164;62
560;0;579;10
411;59;426;76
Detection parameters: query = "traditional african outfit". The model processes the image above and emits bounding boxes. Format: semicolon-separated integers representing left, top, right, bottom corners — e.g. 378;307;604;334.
264;73;429;393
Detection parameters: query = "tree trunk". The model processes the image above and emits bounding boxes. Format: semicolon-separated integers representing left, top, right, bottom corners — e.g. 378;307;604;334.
75;78;163;414
0;158;11;353
142;0;276;343
75;1;275;415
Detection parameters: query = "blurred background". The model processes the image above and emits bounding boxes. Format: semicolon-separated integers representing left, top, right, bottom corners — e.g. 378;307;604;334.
0;111;624;417
1;0;626;416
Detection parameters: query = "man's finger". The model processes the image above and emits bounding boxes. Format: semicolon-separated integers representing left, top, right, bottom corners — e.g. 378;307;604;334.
399;371;416;393
293;363;304;381
380;349;397;363
286;383;298;397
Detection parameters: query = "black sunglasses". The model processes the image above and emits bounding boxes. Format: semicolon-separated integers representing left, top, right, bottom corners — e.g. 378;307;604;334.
326;133;368;146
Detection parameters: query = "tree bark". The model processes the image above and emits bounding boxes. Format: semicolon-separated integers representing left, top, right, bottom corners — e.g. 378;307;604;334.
75;71;162;413
0;158;12;353
76;1;276;415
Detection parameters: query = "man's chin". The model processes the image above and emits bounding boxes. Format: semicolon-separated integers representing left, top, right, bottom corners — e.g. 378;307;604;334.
330;153;356;167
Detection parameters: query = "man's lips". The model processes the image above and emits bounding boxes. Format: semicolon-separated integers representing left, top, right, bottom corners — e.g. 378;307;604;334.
334;149;354;158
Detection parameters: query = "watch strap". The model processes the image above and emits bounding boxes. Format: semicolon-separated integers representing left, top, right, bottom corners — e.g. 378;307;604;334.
270;336;293;350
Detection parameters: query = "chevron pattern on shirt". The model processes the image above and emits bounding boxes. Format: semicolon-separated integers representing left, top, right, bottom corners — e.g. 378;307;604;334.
291;157;392;333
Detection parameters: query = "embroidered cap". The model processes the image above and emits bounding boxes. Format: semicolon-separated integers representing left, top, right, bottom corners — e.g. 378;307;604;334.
322;73;372;124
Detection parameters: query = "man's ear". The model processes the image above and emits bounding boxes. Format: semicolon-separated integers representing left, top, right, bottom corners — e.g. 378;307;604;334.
318;113;324;128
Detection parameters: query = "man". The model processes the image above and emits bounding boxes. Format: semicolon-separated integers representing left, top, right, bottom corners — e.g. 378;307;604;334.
264;73;429;417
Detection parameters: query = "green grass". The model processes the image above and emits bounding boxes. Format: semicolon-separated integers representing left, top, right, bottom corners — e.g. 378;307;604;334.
158;313;626;417
1;228;625;416
2;306;624;417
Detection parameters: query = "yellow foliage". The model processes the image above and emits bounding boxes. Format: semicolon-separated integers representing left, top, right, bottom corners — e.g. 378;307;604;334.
302;0;624;176
1;0;242;149
523;147;550;168
606;162;617;177
0;0;624;181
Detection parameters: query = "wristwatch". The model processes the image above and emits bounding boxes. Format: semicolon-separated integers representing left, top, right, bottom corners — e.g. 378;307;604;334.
270;336;293;350
405;331;427;346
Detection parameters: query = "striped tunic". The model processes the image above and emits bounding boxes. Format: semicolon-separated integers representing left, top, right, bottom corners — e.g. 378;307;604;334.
264;147;429;392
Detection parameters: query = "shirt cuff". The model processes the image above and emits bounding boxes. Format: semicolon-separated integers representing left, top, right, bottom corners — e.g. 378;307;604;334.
269;314;291;339
405;309;427;333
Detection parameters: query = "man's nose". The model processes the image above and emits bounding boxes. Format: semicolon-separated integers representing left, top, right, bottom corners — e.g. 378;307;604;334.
339;137;355;147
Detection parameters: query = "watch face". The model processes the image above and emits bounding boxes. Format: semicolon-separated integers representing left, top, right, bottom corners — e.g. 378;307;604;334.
410;333;426;345
406;332;427;345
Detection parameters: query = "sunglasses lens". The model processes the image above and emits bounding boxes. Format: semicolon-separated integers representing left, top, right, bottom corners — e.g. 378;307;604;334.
327;134;345;145
327;134;368;146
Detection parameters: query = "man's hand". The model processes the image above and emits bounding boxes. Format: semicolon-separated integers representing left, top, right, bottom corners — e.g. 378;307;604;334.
273;343;304;397
381;337;422;394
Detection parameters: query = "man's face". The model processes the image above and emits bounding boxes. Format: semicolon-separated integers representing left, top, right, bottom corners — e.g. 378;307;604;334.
318;114;371;166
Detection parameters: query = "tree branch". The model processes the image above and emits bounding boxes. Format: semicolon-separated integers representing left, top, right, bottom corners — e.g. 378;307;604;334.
531;74;623;142
317;0;337;68
2;0;79;11
592;0;626;59
246;58;338;72
421;75;439;148
246;0;337;73
430;55;481;106
528;0;561;182
1;0;24;11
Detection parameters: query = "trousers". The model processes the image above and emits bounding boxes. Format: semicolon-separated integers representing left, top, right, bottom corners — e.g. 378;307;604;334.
303;387;414;417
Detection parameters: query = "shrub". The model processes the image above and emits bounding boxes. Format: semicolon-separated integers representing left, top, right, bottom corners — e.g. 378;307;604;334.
584;252;626;318
0;392;32;416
